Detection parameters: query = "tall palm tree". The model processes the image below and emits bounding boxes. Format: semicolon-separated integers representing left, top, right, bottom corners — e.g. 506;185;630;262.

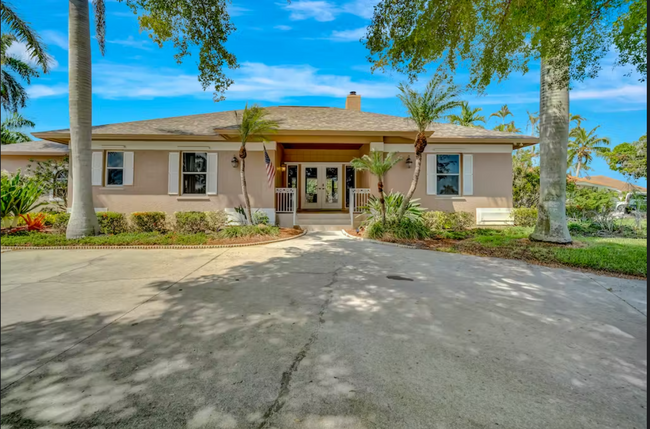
350;151;402;226
396;76;462;219
0;34;40;113
570;113;587;128
447;102;486;128
493;121;522;133
527;110;539;136
1;112;34;144
489;104;513;125
65;0;105;238
235;104;278;224
568;126;611;178
0;2;50;71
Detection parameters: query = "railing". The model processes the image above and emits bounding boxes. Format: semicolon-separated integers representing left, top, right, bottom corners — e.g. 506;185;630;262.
349;188;371;226
276;188;297;226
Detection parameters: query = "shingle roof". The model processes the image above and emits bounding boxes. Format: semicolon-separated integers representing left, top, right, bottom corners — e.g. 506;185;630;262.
0;140;69;156
571;175;647;193
35;106;538;142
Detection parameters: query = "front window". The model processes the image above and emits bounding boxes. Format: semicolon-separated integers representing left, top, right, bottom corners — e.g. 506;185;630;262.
437;154;460;195
182;152;207;194
287;165;298;189
53;170;67;200
106;152;124;186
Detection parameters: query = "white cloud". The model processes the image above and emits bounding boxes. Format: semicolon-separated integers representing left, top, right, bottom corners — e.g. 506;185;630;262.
281;0;378;21
341;0;378;19
275;25;293;31
42;30;69;50
229;5;250;16
329;27;366;42
107;36;152;50
6;41;59;70
27;84;68;99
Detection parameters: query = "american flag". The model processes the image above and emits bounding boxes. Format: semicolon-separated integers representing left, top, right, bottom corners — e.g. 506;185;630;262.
264;145;276;188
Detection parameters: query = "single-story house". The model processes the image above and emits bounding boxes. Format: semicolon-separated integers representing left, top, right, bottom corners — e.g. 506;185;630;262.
1;140;69;172
569;175;647;195
21;92;537;227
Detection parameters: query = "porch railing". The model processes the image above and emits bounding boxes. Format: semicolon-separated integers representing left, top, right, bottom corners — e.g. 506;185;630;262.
276;188;297;226
349;188;371;226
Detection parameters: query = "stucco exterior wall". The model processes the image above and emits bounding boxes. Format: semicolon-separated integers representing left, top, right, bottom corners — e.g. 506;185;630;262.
1;155;66;174
91;150;276;213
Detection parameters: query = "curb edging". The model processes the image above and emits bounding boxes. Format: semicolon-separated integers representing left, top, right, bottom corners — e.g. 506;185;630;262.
339;229;419;250
1;229;308;251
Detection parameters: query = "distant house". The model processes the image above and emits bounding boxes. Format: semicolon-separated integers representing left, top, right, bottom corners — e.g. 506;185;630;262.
1;140;69;173
8;92;539;227
569;175;647;195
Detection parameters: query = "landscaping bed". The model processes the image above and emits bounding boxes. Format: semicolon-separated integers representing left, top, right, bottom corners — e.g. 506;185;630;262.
346;227;647;279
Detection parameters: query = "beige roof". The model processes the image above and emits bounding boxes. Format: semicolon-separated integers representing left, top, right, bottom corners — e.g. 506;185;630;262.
0;140;69;156
571;175;647;193
34;106;538;143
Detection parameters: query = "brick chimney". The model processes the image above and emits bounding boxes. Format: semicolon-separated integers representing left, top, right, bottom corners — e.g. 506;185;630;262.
346;91;361;111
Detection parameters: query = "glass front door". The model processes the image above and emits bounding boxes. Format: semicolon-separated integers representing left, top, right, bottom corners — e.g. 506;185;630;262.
301;165;342;210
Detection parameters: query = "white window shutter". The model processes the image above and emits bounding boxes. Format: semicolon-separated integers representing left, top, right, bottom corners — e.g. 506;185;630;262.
427;154;437;195
92;152;103;186
168;152;180;195
463;154;474;196
123;152;134;186
207;153;218;195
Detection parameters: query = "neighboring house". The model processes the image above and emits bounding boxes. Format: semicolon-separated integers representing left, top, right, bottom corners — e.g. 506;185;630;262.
570;175;647;195
31;93;538;227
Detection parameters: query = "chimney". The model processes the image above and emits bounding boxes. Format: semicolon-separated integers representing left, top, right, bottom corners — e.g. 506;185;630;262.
346;91;361;111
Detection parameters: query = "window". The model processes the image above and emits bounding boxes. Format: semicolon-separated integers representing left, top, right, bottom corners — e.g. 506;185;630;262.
287;165;298;189
436;154;460;195
106;152;124;186
52;170;67;200
182;152;207;194
345;165;356;208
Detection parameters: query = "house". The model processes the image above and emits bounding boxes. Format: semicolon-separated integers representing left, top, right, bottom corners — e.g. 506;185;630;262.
569;175;647;195
24;92;537;227
1;140;69;172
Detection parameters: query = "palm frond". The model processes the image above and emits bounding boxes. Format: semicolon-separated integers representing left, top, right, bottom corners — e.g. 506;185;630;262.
0;1;50;72
92;0;106;56
236;104;279;146
398;75;462;133
1;68;28;112
351;151;402;177
3;55;39;82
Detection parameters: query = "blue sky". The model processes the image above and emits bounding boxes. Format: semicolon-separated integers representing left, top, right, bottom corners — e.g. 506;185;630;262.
9;0;648;187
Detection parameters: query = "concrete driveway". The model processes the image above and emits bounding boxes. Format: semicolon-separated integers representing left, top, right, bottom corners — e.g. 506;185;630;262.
1;232;647;429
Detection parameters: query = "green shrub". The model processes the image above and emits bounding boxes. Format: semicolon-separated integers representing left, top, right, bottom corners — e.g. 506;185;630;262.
1;172;47;224
174;211;209;234
361;192;425;227
512;207;538;227
567;188;617;220
206;210;229;231
97;212;129;235
422;211;475;231
52;213;71;233
366;218;431;240
252;211;270;225
131;212;167;233
217;225;280;239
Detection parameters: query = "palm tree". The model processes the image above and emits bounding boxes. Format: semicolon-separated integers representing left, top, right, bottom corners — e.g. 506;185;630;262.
568;126;610;178
447;102;486;128
570;113;587;128
527;110;539;136
1;34;40;113
1;112;34;144
235;104;278;224
490;104;513;125
0;3;50;70
493;121;522;133
65;0;105;238
350;151;402;226
396;76;462;219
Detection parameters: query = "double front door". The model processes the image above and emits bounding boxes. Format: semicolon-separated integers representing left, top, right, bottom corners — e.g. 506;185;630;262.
302;165;342;210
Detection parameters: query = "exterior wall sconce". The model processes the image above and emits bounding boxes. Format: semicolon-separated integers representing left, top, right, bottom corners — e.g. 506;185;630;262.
231;156;239;168
279;164;287;173
405;156;413;169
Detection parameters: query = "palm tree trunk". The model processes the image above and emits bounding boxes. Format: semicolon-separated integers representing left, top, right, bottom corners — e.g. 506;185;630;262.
66;0;100;238
575;161;582;178
239;151;253;225
378;177;386;226
398;133;426;219
530;57;572;244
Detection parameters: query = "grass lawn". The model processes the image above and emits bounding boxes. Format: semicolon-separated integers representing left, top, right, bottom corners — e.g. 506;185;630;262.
1;226;289;247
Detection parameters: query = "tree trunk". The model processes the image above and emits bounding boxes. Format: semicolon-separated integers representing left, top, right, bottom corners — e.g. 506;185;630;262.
398;132;427;219
378;178;386;226
66;0;100;238
530;58;572;244
575;161;582;178
239;151;253;225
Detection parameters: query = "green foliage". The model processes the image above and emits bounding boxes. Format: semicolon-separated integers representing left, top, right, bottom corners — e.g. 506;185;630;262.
568;126;610;177
605;135;647;180
365;218;431;240
216;225;280;239
1;112;34;144
252;211;270;226
97;212;129;235
52;213;71;233
511;208;538;227
131;212;167;233
489;105;513;124
512;161;541;208
121;0;238;100
351;151;402;179
174;211;209;234
206;210;229;231
235;104;279;147
447;102;486;128
361;192;425;226
1;232;208;247
1;171;46;220
366;0;645;90
27;157;69;208
612;0;647;79
422;211;475;231
397;75;463;133
566;187;617;218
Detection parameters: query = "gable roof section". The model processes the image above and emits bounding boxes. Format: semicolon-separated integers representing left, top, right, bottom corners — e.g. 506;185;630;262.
571;175;647;193
0;140;69;156
33;106;539;144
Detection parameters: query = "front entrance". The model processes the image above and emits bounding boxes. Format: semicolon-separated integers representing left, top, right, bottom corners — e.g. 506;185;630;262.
301;164;342;210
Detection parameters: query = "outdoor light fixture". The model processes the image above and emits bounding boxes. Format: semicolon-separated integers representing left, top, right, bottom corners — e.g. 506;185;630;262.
231;156;239;168
405;156;413;169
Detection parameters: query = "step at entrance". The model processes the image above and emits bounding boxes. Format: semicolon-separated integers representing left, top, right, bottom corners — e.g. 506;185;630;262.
296;213;350;231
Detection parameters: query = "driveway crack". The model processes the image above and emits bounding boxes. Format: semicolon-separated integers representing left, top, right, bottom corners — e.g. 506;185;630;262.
257;267;341;429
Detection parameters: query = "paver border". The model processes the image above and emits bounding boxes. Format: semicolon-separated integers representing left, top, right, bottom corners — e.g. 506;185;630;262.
1;229;308;251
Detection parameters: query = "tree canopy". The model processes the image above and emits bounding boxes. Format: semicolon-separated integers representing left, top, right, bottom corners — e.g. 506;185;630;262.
605;135;648;180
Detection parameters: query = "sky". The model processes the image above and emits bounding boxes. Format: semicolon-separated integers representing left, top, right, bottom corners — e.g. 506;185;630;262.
7;0;648;187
